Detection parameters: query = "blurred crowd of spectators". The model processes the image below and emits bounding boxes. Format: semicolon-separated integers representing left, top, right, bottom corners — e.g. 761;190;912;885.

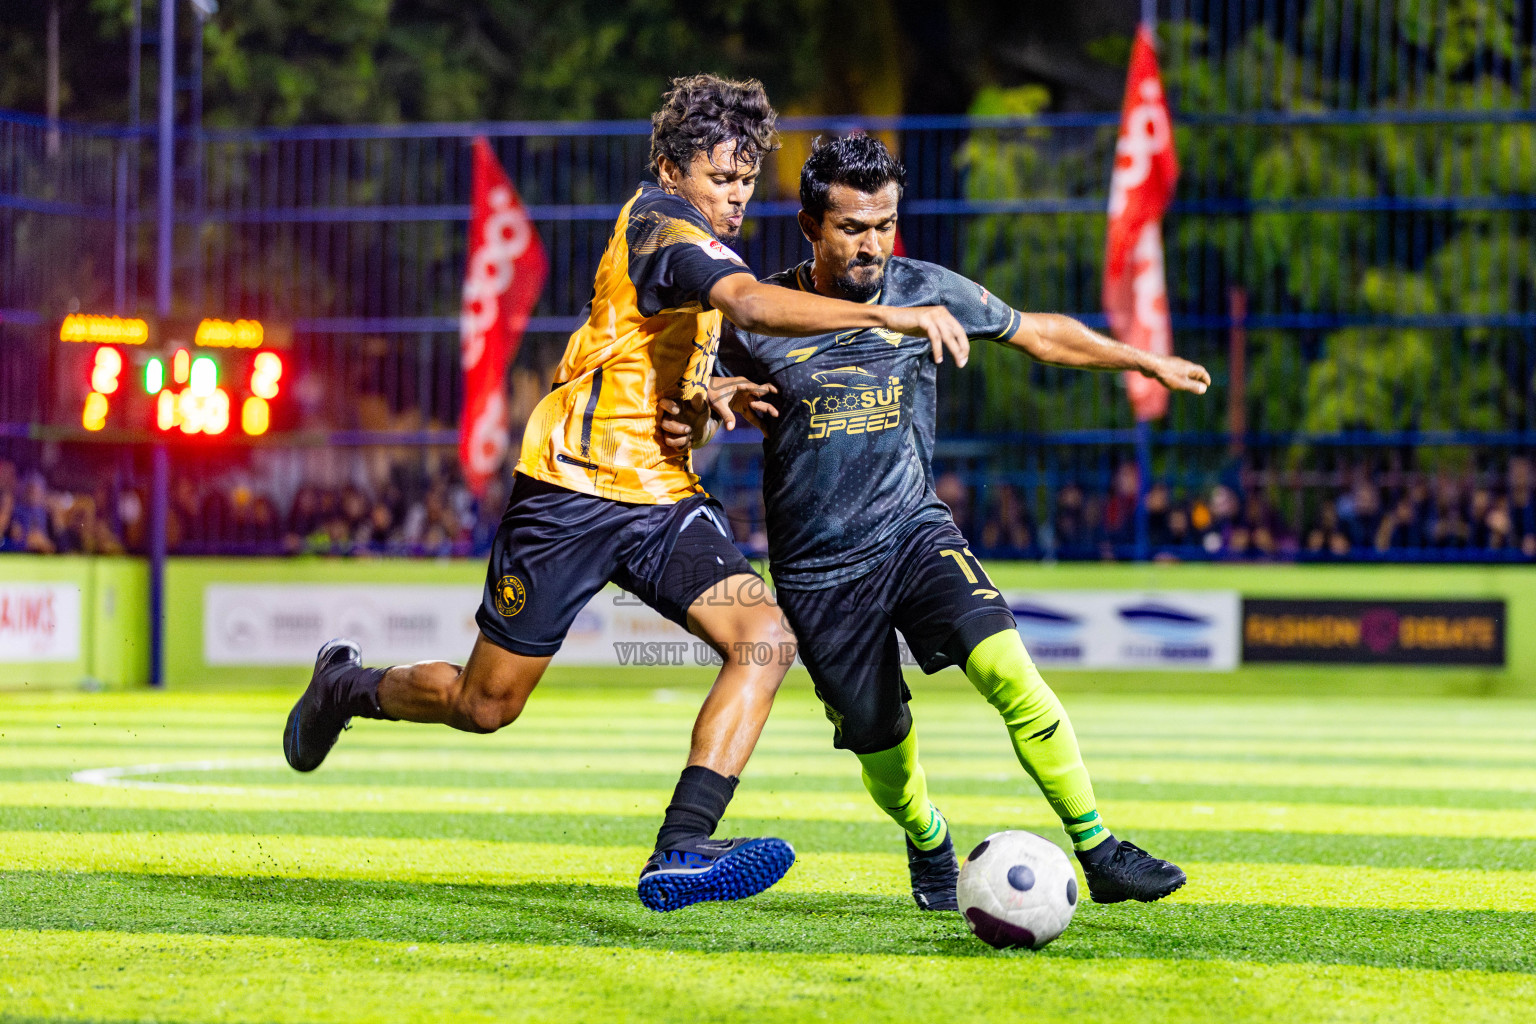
164;471;497;558
932;455;1536;562
0;456;499;558
0;459;129;555
7;452;1536;562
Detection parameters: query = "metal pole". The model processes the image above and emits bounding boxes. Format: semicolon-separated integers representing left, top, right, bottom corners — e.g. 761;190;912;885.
150;0;176;688
1227;285;1247;459
129;0;141;128
156;0;175;319
1134;420;1152;561
117;0;141;314
113;141;129;312
45;0;60;158
190;9;205;308
149;443;169;687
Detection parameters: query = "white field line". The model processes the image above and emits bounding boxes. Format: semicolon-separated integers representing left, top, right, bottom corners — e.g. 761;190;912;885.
70;757;287;795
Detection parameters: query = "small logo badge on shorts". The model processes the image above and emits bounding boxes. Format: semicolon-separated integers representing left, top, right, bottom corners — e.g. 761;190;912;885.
494;575;527;617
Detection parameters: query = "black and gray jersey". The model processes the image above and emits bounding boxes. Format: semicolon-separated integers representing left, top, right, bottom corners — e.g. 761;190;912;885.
717;257;1022;590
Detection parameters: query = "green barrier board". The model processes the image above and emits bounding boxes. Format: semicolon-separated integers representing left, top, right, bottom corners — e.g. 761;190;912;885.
4;556;1534;694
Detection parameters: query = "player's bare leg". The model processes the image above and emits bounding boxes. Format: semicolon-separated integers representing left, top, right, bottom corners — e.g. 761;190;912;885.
375;635;550;733
638;571;800;911
681;573;795;775
283;635;550;771
284;570;799;911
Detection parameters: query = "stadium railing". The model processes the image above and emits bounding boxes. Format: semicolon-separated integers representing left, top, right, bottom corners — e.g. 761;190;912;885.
3;4;1535;565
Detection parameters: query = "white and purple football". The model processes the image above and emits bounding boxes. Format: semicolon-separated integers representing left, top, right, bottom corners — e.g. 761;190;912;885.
957;830;1078;950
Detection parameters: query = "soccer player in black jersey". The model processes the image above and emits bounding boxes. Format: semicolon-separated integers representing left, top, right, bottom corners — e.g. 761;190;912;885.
662;135;1212;910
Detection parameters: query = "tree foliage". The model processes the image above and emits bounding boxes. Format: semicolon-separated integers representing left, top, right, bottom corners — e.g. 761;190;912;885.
960;1;1535;447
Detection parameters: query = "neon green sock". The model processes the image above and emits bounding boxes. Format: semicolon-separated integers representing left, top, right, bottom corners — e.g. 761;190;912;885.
965;628;1110;852
855;728;948;851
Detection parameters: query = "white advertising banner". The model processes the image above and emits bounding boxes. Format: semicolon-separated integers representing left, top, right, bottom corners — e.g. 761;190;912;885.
0;583;82;663
203;583;697;667
1007;590;1240;671
558;590;704;666
204;584;482;666
204;583;1238;671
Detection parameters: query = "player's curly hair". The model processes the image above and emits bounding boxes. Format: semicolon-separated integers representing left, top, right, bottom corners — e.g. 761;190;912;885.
799;134;907;222
649;74;780;175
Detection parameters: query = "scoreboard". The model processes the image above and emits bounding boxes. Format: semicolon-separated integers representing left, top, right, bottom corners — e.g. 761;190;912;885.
56;314;292;437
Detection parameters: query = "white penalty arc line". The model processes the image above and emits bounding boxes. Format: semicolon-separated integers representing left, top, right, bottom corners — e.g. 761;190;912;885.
70;757;288;795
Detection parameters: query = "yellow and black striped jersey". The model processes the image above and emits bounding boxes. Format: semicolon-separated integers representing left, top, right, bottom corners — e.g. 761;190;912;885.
517;183;753;504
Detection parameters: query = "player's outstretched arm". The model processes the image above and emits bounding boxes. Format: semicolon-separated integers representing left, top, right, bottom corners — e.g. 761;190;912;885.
709;274;970;366
1008;313;1211;395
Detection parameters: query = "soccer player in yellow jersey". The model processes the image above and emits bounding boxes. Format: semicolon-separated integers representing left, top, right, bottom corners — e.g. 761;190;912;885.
282;75;974;912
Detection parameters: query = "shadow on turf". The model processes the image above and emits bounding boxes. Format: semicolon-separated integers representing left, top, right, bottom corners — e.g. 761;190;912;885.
7;806;1535;871
5;871;1534;973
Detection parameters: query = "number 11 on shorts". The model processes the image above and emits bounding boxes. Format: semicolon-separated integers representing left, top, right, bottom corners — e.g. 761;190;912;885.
940;548;999;599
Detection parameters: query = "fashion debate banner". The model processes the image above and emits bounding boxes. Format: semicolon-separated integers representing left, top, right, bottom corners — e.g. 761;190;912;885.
1007;591;1240;671
203;584;697;667
0;583;82;662
1242;599;1506;666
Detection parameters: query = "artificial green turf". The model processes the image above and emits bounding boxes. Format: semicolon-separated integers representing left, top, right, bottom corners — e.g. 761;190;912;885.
5;807;1535;870
4;871;1533;973
20;766;1533;809
11;929;1536;1024
2;674;1534;1023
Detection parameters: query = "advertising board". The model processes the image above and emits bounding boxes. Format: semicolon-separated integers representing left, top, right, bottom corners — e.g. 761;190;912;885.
0;583;82;663
1007;590;1240;670
204;582;1241;671
1242;598;1506;666
203;583;695;667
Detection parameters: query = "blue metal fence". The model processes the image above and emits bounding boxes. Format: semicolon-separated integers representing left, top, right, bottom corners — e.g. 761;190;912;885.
3;4;1535;572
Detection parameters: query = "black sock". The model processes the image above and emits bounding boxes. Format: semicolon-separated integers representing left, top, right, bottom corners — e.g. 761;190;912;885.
654;765;738;851
336;665;395;721
1075;833;1121;866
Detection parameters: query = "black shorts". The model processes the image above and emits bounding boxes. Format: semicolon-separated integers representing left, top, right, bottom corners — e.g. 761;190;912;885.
776;520;1016;755
475;473;757;657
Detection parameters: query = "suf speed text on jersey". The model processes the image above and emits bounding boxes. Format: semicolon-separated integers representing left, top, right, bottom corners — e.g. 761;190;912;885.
718;258;1022;590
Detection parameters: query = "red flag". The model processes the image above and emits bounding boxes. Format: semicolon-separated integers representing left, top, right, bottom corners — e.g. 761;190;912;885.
1104;26;1179;422
459;138;547;496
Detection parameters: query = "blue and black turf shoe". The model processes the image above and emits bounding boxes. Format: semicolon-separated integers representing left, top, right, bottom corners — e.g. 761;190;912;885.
1076;838;1186;904
907;828;960;911
637;835;795;912
283;639;362;772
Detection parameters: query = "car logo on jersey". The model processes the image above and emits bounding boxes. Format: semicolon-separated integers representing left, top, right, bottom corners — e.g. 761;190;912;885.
493;575;527;617
833;327;907;347
810;366;883;389
802;367;903;440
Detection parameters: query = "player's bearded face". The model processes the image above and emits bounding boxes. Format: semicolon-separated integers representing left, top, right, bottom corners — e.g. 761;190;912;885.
835;251;887;302
662;141;759;246
814;183;900;302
